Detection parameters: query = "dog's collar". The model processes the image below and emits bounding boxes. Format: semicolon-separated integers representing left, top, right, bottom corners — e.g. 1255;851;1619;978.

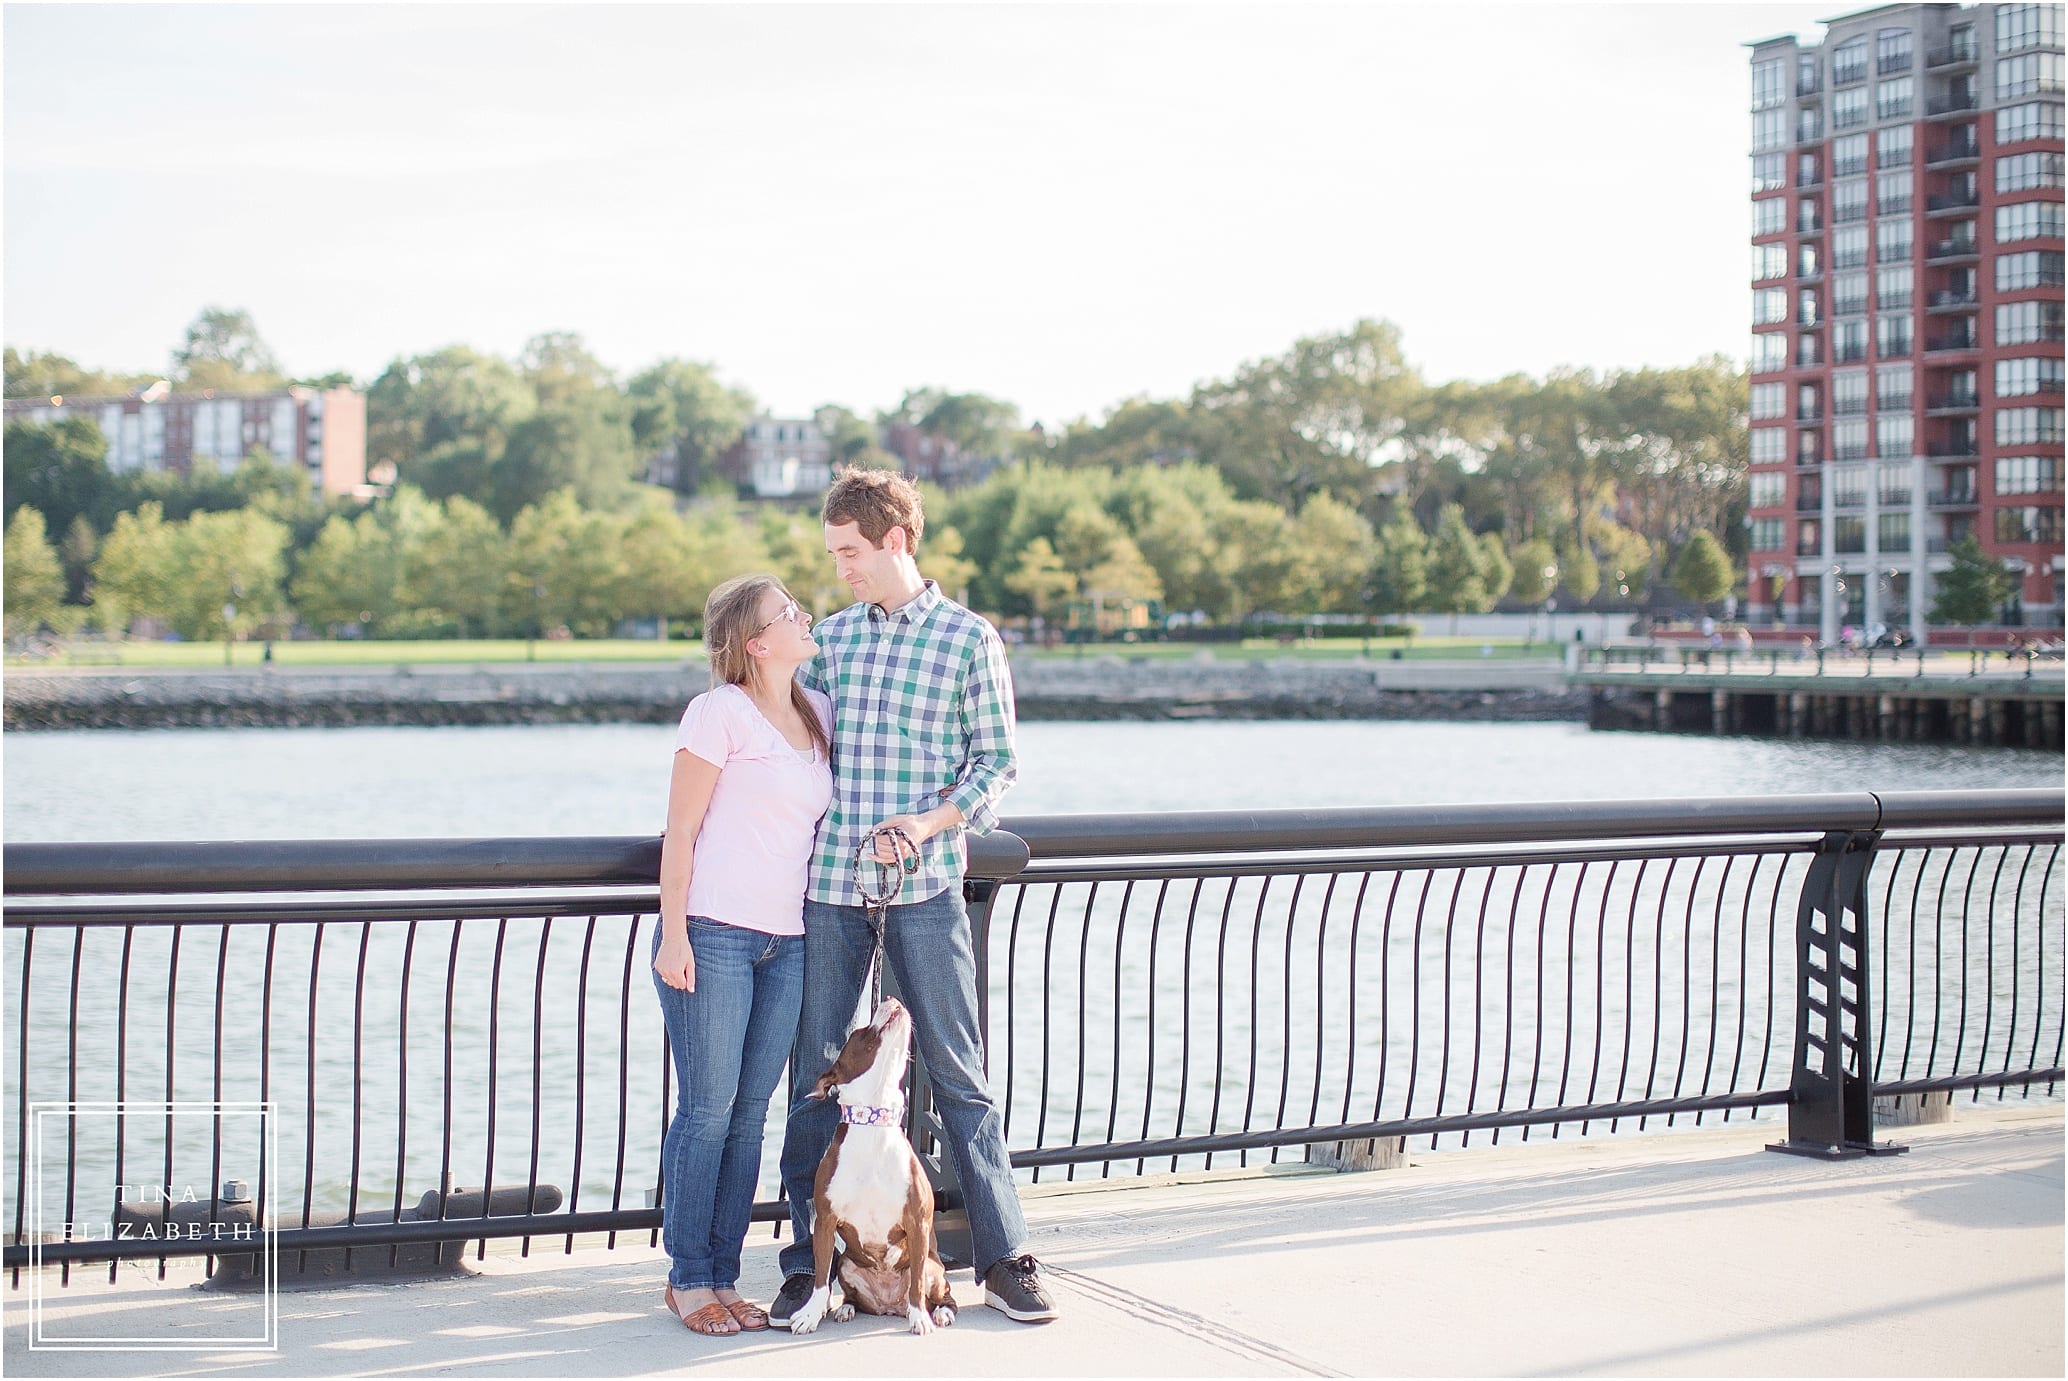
839;1100;905;1127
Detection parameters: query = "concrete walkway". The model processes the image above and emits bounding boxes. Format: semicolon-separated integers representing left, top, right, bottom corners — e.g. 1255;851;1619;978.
6;1104;2060;1377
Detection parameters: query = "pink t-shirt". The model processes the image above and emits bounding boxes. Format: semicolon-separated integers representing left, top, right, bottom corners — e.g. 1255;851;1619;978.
673;683;834;936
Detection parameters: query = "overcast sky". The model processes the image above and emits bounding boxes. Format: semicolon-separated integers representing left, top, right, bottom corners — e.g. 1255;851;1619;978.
5;2;1840;425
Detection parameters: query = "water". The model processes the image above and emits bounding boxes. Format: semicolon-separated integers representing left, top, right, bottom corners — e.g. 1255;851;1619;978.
4;722;2060;1233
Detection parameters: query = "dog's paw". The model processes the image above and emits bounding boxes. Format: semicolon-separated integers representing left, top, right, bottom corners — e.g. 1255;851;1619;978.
931;1304;956;1328
790;1287;832;1335
830;1302;855;1323
905;1304;935;1336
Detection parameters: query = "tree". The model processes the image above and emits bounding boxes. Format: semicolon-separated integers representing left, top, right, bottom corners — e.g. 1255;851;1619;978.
490;399;640;524
626;359;755;488
290;512;398;633
1929;537;2013;632
1214;500;1300;619
4;347;152;400
925;527;981;606
4;507;66;638
1508;537;1559;606
60;515;98;605
1367;512;1428;615
1424;503;1493;627
1479;531;1514;604
617;502;701;636
167;507;290;643
172;307;285;390
1670;530;1735;608
415;496;506;638
92;502;180;635
1289;492;1377;614
365;346;536;499
4;416;118;538
1557;535;1601;602
1003;538;1074;620
504;489;631;637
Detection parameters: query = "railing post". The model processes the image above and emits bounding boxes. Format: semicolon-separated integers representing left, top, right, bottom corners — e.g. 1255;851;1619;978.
1769;828;1908;1159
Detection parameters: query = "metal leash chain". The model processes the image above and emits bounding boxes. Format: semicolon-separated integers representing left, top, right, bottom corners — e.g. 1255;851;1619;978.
852;825;922;1009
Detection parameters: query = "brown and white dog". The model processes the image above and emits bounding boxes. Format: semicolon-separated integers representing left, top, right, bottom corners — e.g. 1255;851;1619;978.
787;997;958;1336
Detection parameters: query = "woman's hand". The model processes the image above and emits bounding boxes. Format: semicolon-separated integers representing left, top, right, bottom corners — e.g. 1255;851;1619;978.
654;927;697;992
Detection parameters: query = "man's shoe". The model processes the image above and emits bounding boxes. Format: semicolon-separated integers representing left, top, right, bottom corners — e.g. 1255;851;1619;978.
982;1253;1059;1323
767;1273;815;1330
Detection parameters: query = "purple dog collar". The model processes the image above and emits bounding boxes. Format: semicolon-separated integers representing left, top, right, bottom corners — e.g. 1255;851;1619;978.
839;1101;905;1127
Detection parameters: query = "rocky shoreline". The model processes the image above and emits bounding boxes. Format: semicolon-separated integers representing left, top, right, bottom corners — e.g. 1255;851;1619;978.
3;657;1584;730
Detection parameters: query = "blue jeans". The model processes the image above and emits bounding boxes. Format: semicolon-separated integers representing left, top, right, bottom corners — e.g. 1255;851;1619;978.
651;917;804;1290
777;888;1027;1282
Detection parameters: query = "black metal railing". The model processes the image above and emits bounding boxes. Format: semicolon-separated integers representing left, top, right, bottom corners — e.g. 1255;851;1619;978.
5;793;2062;1278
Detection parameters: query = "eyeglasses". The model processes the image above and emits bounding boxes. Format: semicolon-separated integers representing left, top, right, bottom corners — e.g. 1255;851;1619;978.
754;599;810;636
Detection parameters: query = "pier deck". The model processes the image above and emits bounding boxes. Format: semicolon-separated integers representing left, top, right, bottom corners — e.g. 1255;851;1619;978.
6;1103;2059;1377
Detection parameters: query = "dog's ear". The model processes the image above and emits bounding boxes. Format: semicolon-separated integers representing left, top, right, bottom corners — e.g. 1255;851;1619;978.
809;1067;842;1101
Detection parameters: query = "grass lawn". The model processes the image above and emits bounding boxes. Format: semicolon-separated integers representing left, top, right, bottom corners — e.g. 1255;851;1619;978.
10;633;1562;669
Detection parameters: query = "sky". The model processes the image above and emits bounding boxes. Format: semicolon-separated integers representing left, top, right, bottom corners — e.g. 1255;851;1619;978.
4;2;1843;427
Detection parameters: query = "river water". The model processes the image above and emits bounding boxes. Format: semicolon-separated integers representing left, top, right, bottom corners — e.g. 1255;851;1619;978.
4;722;2060;1232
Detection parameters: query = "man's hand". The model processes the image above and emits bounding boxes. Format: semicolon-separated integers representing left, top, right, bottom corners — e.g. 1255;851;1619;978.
866;804;963;862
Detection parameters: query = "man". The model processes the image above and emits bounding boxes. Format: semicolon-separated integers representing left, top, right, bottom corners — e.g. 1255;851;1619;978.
769;468;1058;1326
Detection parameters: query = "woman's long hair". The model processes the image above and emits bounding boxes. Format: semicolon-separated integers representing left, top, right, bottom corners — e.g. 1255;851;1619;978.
703;574;831;759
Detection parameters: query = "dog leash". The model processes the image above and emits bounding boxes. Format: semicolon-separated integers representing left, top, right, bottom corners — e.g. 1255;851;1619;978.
852;825;922;1010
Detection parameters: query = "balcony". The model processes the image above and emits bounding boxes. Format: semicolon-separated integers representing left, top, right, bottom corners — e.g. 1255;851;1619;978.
1796;542;1826;557
1796;493;1824;512
1835;536;1869;554
1925;537;1952;553
1831;159;1869;179
1797;171;1825;189
1833;397;1869;415
1926;137;1979;166
1924;331;1979;353
1926;190;1980;213
1834;342;1870;363
1926;38;1979;69
1878;197;1914;216
1926;390;1980;413
1926;91;1980;117
1798;75;1823;98
1877;52;1913;76
1926;237;1979;261
1927;289;1979;310
1928;489;1982;508
1796;406;1823;422
1926;439;1980;459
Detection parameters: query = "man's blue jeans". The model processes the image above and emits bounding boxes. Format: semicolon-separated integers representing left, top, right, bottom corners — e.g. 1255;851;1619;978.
651;918;804;1290
778;888;1027;1282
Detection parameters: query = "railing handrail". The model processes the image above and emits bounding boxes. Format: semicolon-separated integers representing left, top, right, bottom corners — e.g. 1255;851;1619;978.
7;791;2059;894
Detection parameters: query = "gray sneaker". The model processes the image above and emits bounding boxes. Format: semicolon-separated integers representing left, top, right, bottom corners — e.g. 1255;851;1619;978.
982;1254;1058;1322
767;1273;815;1330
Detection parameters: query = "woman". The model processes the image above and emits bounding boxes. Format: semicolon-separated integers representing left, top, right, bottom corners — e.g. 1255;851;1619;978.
652;574;830;1336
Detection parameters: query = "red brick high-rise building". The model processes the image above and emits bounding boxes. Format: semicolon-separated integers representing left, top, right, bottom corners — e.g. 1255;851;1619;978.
1746;3;2064;640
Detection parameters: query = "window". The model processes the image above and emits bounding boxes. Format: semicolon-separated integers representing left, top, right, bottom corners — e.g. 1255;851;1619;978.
1995;456;2065;494
1753;243;1787;281
1751;428;1788;465
1997;101;2066;144
1753;108;1789;152
1799;54;1821;96
1996;201;2066;242
1878;362;1913;410
1996;506;2064;545
1998;4;2062;54
1876;219;1911;263
1875;169;1912;215
1833;87;1868;129
1878;461;1913;505
1833;369;1870;414
1750;517;1786;551
1998;250;2067;291
1751;381;1787;419
1938;368;1978;406
1833;39;1867;84
1834;420;1870;461
1877;413;1914;457
1752;57;1786;109
1800;196;1824;232
1752;332;1789;373
1799;106;1824;142
1877;314;1913;357
1800;242;1822;278
1832;134;1869;177
1753;197;1786;237
1997;300;2066;344
1876;264;1913;309
1835;515;1868;552
1751;152;1786;193
1834;270;1869;315
1750;473;1787;509
1998;151;2066;192
1835;319;1870;361
1799;383;1820;419
1876;76;1914;119
1799;429;1823;465
1877;28;1912;72
1797;518;1823;555
1834;225;1869;268
1797;152;1821;187
1997;407;2065;446
1833;179;1868;222
1799;288;1822;325
1996;52;2064;99
1754;287;1789;324
1877;512;1912;549
1996;356;2066;395
1798;332;1823;366
1877;124;1912;168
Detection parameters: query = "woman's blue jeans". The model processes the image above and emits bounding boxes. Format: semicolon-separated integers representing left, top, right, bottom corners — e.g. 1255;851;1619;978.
651;917;804;1290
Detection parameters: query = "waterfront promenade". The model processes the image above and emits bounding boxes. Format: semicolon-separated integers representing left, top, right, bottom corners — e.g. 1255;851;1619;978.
6;1103;2059;1377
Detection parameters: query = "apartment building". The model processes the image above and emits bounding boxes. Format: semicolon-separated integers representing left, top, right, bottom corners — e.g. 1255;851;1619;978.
1746;2;2065;638
3;383;367;498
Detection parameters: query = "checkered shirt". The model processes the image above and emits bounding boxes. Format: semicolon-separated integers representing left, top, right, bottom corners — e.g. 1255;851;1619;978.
801;581;1018;906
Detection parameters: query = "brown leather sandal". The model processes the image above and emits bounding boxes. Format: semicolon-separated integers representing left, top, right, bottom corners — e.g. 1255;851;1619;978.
722;1298;770;1331
665;1284;741;1336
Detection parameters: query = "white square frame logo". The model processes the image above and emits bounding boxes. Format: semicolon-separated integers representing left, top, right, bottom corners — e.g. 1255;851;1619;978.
28;1101;279;1353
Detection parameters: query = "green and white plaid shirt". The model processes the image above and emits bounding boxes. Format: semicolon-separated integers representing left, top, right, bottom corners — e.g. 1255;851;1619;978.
801;580;1018;906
